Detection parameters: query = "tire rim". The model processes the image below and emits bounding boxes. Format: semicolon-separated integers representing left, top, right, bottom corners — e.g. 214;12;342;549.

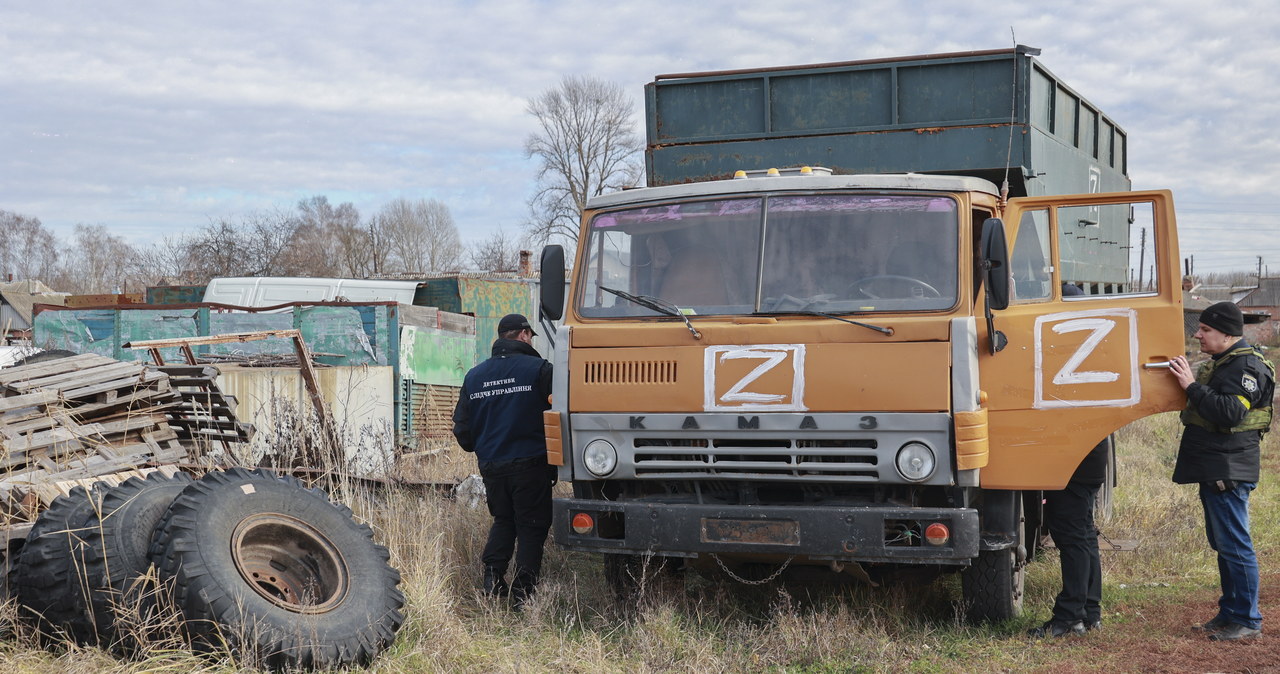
230;513;350;614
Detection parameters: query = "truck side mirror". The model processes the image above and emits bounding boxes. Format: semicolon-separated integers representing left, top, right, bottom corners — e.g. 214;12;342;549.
539;245;566;321
980;218;1010;311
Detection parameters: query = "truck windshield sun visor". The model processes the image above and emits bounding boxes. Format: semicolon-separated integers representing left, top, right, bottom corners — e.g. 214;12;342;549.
576;194;959;319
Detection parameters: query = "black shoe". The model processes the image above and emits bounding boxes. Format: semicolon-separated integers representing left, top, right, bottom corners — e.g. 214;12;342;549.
1085;620;1102;632
1027;620;1086;638
1208;623;1262;641
483;567;511;598
1192;616;1229;632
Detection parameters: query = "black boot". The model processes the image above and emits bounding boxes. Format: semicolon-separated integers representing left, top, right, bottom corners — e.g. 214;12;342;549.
511;569;539;610
483;566;510;598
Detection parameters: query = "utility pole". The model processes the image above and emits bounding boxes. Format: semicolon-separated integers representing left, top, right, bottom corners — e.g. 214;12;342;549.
1258;255;1263;284
1136;228;1146;291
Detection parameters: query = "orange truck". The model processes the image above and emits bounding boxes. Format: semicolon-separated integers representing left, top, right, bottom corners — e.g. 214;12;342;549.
537;47;1185;620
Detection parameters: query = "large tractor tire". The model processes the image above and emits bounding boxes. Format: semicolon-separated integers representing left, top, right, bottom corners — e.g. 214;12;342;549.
11;486;104;644
77;472;192;650
150;467;405;671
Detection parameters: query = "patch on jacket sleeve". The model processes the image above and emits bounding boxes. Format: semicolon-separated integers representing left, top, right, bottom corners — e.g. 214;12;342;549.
1243;372;1259;393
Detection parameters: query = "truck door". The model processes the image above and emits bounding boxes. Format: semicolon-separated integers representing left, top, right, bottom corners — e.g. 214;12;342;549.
978;190;1185;489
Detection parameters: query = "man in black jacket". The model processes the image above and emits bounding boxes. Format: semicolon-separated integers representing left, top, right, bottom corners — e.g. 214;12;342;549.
453;314;555;604
1169;301;1273;641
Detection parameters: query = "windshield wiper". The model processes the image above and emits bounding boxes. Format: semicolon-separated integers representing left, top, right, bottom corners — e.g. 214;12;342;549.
753;309;894;336
600;286;702;340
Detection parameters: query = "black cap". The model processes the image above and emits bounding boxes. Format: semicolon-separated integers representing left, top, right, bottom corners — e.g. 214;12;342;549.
1200;301;1244;337
497;313;536;336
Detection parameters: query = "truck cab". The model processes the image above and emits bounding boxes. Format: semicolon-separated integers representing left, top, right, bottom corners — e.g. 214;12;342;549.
539;48;1186;621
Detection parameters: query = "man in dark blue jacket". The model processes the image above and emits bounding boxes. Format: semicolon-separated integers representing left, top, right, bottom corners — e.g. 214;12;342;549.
453;313;555;603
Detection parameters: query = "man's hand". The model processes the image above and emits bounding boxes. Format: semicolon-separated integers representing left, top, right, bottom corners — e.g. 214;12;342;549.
1169;355;1195;390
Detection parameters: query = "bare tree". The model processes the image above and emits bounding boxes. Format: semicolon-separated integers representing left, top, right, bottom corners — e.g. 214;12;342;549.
525;75;643;246
375;198;463;274
468;227;528;272
0;210;60;282
56;224;141;294
183;209;300;279
290;196;362;277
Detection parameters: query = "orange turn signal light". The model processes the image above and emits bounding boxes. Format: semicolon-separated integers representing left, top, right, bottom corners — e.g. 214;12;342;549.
924;523;950;546
571;512;595;535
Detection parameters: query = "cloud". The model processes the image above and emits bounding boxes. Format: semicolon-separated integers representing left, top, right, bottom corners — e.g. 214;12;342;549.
1;0;1278;273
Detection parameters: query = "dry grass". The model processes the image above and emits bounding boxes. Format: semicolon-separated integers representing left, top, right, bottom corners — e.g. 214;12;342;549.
3;412;1277;672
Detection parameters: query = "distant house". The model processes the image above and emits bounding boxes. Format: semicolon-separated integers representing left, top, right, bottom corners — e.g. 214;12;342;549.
0;280;66;343
1236;277;1280;344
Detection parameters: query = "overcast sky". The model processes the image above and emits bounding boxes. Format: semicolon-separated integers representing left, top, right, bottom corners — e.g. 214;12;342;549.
3;1;1278;274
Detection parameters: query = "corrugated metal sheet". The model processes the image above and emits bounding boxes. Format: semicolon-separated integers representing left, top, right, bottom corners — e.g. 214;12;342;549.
402;381;461;445
217;365;396;474
1239;279;1280;307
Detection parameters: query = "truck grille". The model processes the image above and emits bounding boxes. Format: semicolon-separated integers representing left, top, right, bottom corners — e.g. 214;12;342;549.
583;360;677;385
633;438;878;479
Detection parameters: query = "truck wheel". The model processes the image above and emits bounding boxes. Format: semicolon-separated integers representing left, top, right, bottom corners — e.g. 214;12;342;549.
961;547;1025;623
151;467;405;670
11;486;103;643
78;472;192;650
962;496;1026;623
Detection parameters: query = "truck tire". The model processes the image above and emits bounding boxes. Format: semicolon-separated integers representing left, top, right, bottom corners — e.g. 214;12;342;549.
150;467;405;670
11;486;103;643
962;496;1026;623
77;472;192;650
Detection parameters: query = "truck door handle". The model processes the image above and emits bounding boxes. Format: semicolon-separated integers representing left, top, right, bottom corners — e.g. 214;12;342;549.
1143;361;1172;370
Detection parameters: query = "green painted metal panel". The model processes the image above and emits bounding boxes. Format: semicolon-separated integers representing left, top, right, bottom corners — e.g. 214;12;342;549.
298;305;386;366
418;279;463;313
32;304;397;367
117;309;200;362
456;278;537;365
645;47;1128;200
399;325;476;386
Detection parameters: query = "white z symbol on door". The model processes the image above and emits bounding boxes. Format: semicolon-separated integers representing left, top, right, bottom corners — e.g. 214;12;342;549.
1033;308;1139;409
1051;318;1118;385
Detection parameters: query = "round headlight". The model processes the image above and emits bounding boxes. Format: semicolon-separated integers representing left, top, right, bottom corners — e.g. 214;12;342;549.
895;442;936;482
583;439;618;476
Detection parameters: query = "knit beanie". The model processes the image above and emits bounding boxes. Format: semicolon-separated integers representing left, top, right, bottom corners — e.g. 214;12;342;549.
1199;301;1244;336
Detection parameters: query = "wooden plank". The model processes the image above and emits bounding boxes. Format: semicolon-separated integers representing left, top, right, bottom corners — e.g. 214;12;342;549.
0;390;61;414
5;361;145;393
124;329;301;349
0;354;112;385
60;370;168;400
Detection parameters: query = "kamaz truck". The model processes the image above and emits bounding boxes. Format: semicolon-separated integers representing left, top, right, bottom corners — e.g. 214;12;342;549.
537;46;1185;621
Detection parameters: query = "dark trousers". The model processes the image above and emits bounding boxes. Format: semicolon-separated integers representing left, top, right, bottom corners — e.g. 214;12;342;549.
1045;480;1103;624
481;458;554;595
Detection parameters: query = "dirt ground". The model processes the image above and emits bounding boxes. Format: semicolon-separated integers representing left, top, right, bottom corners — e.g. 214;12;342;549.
1037;571;1280;673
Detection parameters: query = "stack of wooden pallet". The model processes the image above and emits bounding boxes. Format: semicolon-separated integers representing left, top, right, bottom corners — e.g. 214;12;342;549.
0;354;233;526
152;364;255;449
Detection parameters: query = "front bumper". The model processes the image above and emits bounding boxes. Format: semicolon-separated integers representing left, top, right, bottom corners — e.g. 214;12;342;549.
554;498;979;564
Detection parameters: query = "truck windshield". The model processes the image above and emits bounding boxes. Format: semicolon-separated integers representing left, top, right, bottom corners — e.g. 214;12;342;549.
577;193;959;317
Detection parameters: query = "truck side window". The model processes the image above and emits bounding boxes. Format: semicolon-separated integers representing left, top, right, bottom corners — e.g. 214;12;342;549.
1010;210;1053;302
1057;201;1157;296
